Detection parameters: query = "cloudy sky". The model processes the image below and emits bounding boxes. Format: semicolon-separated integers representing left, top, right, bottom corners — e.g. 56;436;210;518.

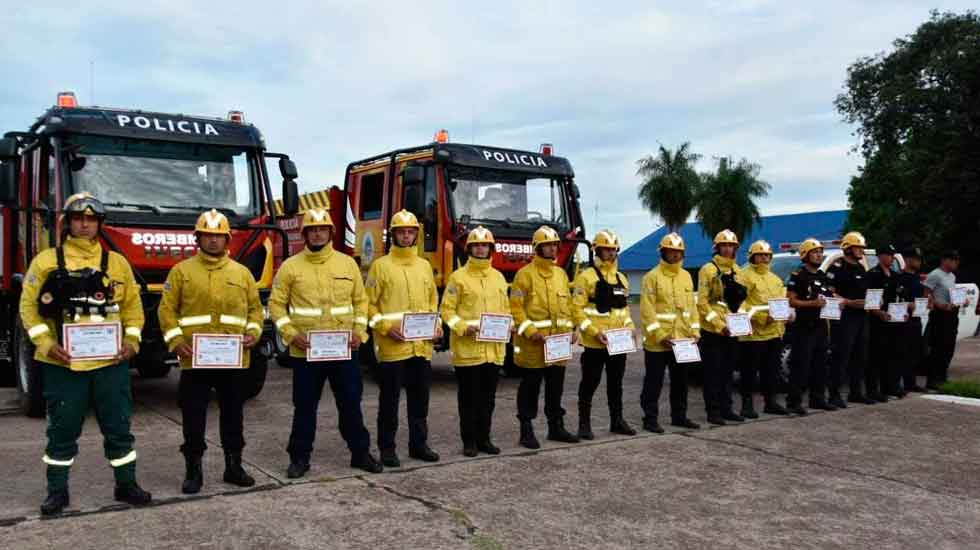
1;1;974;247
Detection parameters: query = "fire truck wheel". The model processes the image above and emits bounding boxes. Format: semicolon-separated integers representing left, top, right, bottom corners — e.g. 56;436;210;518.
14;321;45;418
243;351;268;400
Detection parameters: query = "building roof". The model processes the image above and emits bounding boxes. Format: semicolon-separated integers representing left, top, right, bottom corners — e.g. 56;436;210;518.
618;210;849;271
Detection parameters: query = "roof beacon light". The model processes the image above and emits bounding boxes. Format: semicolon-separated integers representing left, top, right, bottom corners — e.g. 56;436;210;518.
228;110;245;124
57;91;78;108
434;129;449;144
540;143;554;156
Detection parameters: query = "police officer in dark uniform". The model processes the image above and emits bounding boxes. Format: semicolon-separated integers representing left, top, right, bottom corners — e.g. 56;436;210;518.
865;244;899;402
786;238;836;413
826;231;875;407
896;247;929;393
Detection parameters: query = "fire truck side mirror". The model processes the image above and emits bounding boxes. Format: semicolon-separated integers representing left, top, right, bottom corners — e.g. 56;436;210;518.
281;179;299;217
401;165;425;186
0;137;16;159
0;138;18;203
278;158;299;180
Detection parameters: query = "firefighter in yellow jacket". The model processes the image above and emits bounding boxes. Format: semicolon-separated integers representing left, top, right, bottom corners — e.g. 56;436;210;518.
572;229;637;440
440;226;509;457
639;233;701;433
737;240;789;418
510;226;579;449
158;209;263;494
697;229;748;425
366;210;441;467
20;192;151;515
269;207;382;478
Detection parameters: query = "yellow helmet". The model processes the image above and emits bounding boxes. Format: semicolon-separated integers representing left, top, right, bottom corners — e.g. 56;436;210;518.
390;209;420;230
532;226;561;249
301;207;333;231
748;240;773;257
195;209;231;236
592;229;621;251
659;232;685;251
713;229;739;246
465;226;495;247
798;238;823;259
841;231;866;250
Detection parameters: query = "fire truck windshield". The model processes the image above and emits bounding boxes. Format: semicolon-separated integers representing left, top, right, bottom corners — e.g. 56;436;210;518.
61;135;259;218
447;166;569;229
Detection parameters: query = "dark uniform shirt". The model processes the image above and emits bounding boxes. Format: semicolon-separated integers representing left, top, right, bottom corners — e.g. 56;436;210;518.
786;265;831;324
866;264;898;307
826;258;868;300
895;271;925;302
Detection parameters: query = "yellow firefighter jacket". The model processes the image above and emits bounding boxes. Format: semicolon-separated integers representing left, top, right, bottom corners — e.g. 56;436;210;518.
19;237;144;370
640;261;700;352
510;256;574;368
158;252;263;369
269;246;369;359
440;257;510;367
366;246;439;363
571;258;634;349
697;255;748;335
737;263;786;342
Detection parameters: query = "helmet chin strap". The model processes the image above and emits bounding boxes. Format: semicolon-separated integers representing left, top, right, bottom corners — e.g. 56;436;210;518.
307;243;327;252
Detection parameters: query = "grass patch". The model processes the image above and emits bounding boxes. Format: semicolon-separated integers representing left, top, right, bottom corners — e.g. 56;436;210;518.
470;535;504;550
939;379;980;398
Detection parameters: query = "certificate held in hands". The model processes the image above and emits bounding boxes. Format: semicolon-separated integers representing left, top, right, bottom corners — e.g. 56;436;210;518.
913;298;929;318
887;303;908;323
671;338;701;364
307;330;351;362
950;286;968;307
725;313;752;337
864;289;884;310
820;298;843;320
401;312;439;341
604;328;636;356
768;298;791;321
544;333;573;363
63;322;121;362
192;334;243;369
477;314;512;343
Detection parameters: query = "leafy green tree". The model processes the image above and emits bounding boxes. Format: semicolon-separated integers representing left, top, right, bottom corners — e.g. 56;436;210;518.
835;10;980;279
636;142;702;231
696;157;771;243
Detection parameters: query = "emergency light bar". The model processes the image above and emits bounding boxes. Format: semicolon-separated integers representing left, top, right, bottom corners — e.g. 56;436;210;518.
434;129;449;143
540;143;554;156
227;110;245;124
57;91;78;108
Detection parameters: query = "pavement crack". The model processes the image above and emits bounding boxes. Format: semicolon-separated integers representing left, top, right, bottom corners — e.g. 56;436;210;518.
355;476;481;542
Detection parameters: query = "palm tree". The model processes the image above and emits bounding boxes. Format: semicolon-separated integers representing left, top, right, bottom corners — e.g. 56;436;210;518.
696;157;771;242
636;143;702;231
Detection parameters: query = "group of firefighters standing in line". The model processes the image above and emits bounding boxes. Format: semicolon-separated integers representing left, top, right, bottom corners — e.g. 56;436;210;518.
21;192;967;517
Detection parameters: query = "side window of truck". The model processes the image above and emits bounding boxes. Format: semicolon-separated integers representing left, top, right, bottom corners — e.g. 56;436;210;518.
359;172;384;220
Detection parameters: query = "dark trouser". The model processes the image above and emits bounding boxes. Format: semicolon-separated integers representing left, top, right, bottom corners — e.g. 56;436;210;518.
287;353;370;460
640;351;688;423
699;332;737;417
517;365;567;421
42;362;137;492
899;318;924;389
829;309;868;398
179;368;247;458
787;321;829;406
927;310;959;386
377;356;432;451
578;347;627;418
868;318;900;396
454;363;500;445
739;338;783;404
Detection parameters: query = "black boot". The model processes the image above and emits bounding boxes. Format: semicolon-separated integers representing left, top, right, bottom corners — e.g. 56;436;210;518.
809;398;837;411
786;403;808;415
578;404;594;440
381;448;400;468
463;441;479;457
350;452;383;474
610;415;637;436
182;455;203;494
547;417;580;443
223;453;255;487
740;397;759;419
706;414;727;426
519;420;540;449
763;400;789;415
722;410;745;422
287;456;310;479
671;418;701;429
114;483;152;506
40;489;70;516
409;445;440;462
829;393;847;409
643;419;665;433
477;439;501;455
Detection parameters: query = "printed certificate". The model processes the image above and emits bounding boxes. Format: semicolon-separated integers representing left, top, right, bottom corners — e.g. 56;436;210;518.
671;338;701;364
401;312;439;341
192;334;243;369
477;314;512;343
725;313;753;337
307;330;352;362
820;298;843;320
951;287;968;306
604;328;636;356
768;298;791;321
864;289;884;310
913;298;929;318
544;333;573;363
887;303;908;323
63;322;121;361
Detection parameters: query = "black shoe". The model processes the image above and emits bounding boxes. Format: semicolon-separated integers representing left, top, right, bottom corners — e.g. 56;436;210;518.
848;394;876;405
643;420;665;434
671;418;700;429
610;416;637;436
519;420;541;449
381;449;401;468
740;407;759;419
810;400;837;411
722;410;745;422
409;445;440;462
869;393;889;403
787;404;808;415
547;418;580;443
223;453;256;487
40;490;70;516
829;395;847;409
578;404;594;440
907;385;927;393
287;458;310;479
114;484;152;506
707;415;726;426
182;455;203;494
477;440;501;455
463;443;478;457
351;452;383;474
764;403;789;416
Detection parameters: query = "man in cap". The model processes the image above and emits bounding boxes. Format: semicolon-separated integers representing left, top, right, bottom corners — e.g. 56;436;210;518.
865;244;900;402
924;250;961;390
896;247;929;393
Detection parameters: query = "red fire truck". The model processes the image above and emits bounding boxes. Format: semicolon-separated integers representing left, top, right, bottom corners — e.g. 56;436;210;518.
0;92;300;416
